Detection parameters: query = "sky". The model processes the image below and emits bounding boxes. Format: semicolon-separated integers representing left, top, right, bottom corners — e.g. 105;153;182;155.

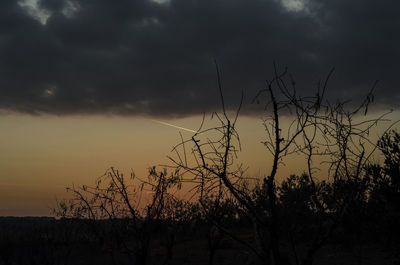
0;0;399;216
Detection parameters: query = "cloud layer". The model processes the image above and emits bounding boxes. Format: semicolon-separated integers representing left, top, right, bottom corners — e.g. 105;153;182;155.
0;0;399;116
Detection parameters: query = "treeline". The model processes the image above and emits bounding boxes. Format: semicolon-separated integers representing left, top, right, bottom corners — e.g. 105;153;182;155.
1;66;399;265
1;138;399;265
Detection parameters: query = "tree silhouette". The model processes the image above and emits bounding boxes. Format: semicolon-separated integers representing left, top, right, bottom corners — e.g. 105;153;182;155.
54;166;182;265
47;64;399;265
169;63;394;265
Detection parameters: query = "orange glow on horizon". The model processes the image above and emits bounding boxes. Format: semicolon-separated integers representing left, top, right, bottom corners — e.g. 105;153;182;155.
0;110;396;216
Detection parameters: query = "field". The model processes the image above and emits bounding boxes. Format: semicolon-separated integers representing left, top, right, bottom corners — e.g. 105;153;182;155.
0;216;398;265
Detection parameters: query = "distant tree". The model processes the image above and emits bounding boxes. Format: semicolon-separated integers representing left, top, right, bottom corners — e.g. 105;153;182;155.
54;166;181;265
363;130;400;247
377;130;400;192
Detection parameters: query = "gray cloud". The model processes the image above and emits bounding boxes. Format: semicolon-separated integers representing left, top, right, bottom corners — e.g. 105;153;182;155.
0;0;398;116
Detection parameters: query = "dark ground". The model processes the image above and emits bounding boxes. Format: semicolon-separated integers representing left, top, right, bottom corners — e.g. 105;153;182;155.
0;217;399;265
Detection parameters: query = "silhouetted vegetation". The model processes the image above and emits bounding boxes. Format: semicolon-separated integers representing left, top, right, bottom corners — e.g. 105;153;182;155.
1;66;399;265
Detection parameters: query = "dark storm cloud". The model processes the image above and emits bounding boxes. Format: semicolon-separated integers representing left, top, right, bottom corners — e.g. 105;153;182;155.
0;0;399;116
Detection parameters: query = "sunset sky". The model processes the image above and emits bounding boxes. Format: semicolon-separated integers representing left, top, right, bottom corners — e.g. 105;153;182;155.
1;0;399;216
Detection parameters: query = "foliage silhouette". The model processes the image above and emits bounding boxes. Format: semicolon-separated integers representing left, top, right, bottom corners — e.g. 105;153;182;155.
168;63;397;265
3;65;399;265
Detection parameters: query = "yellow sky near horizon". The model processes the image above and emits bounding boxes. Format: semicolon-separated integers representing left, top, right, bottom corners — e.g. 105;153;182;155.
0;110;397;216
0;114;268;216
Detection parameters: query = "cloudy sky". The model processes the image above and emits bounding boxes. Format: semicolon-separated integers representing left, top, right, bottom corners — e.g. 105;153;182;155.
1;0;399;116
1;0;399;216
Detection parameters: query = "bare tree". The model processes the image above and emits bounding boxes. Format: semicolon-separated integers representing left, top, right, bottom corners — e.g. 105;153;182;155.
169;63;393;265
54;166;181;265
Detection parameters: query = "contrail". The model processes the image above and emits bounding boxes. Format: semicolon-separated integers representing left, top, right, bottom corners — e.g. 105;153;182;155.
151;120;197;133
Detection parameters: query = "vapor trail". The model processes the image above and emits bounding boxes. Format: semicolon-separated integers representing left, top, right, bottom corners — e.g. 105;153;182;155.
151;120;197;133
